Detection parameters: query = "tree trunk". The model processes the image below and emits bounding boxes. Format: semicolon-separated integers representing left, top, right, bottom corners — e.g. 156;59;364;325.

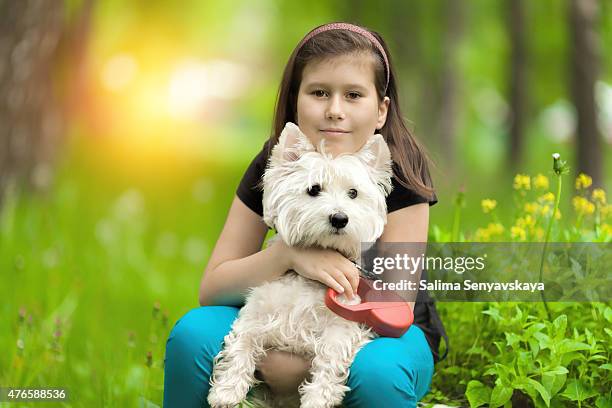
569;0;602;187
506;0;527;171
0;0;95;206
0;1;65;204
439;0;464;169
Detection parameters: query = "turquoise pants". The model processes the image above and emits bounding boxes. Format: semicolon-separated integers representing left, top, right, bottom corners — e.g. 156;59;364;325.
163;306;434;407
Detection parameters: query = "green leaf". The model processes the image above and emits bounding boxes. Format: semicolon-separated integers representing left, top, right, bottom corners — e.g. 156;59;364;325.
557;340;590;354
483;367;498;377
443;366;461;375
466;346;487;356
514;305;523;322
543;366;569;375
603;307;612;323
490;384;513;408
595;395;612;408
527;378;551;407
552;315;567;340
560;380;598;402
517;352;535;377
542;371;567;397
494;363;514;383
505;332;521;348
600;364;612;371
528;338;540;358
560;352;586;366
570;258;584;279
524;322;546;339
533;332;551;350
466;380;491;408
482;308;502;322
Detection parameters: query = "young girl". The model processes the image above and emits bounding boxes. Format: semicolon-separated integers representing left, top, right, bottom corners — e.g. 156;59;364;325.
163;22;448;407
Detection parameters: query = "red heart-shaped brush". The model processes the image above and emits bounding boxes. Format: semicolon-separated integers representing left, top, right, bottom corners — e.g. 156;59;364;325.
325;277;414;337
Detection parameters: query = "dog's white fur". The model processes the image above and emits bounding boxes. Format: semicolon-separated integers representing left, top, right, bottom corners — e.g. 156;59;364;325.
208;122;393;408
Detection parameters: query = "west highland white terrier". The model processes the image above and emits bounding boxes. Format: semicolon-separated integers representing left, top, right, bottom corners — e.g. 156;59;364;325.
208;122;393;408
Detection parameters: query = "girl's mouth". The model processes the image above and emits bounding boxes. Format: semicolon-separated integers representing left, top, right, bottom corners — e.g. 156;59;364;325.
321;129;350;137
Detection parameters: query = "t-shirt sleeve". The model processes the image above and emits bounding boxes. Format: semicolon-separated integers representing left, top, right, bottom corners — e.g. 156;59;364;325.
236;140;270;217
386;163;438;213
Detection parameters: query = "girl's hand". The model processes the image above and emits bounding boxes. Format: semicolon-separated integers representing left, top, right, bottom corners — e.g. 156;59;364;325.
277;240;360;299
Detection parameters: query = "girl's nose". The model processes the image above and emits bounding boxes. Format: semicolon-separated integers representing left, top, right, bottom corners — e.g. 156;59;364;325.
326;96;345;120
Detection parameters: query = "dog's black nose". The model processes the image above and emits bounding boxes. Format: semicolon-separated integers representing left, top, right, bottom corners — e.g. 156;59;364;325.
330;212;349;229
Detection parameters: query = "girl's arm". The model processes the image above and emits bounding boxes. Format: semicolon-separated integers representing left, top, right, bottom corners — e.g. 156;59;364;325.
198;196;287;306
199;195;360;306
379;203;430;313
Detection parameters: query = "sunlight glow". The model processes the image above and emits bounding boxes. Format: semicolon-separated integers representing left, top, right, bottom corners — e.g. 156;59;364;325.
101;54;138;92
167;59;250;120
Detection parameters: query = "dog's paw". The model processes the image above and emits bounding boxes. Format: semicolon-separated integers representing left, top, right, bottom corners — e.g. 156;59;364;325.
300;393;343;408
207;385;245;408
300;383;349;408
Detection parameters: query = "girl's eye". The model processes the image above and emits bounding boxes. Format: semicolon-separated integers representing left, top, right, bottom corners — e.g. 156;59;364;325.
348;189;358;199
313;90;327;98
307;184;322;197
347;92;361;100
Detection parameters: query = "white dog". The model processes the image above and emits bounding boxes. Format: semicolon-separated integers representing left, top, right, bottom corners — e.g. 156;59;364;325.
208;122;393;408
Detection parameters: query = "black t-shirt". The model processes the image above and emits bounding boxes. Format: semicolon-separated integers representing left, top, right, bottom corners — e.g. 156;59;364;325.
236;140;449;363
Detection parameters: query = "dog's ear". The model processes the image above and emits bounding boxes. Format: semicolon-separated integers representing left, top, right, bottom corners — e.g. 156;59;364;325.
272;122;315;162
356;134;392;172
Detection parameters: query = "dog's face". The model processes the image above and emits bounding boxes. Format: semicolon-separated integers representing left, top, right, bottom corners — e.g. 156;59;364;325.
262;122;393;260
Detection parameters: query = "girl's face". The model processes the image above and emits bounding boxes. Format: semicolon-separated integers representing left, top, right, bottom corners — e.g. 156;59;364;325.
296;53;390;157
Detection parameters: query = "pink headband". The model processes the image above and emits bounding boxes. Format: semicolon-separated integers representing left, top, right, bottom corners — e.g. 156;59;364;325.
296;22;390;93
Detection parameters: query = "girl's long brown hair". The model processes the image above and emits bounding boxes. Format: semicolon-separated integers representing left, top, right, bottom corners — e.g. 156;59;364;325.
268;23;435;200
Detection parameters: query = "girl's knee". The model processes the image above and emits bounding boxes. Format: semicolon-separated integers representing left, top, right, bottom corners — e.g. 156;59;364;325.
344;333;434;406
345;358;420;407
164;306;238;408
166;306;240;358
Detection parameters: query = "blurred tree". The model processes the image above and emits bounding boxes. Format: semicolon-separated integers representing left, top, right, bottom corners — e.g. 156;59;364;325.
569;0;602;186
506;0;527;171
438;0;464;169
0;1;64;204
0;0;94;207
388;1;441;153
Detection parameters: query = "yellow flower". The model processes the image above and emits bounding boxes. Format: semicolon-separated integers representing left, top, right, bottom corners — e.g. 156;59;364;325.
513;174;531;190
572;196;595;216
517;215;536;229
488;223;505;235
524;202;539;214
534;227;545;240
601;204;612;219
539;204;560;219
591;189;606;205
601;223;611;237
575;173;592;190
481;199;497;213
511;226;527;241
538;192;555;204
475;223;505;241
475;228;491;242
533;174;549;190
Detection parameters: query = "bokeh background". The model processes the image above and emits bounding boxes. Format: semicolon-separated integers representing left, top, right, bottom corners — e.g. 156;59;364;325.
1;0;610;407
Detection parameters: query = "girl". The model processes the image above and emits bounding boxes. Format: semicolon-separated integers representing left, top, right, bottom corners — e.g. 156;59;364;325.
164;22;448;407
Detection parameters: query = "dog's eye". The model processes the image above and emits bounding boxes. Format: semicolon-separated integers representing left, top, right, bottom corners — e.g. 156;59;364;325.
348;189;358;199
307;184;321;197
